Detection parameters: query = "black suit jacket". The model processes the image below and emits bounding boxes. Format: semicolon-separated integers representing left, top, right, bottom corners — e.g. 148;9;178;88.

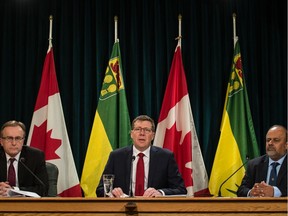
237;154;287;197
0;145;49;196
96;145;187;197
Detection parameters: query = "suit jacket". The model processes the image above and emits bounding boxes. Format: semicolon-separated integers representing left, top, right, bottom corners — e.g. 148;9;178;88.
96;145;187;197
0;145;49;196
237;154;287;197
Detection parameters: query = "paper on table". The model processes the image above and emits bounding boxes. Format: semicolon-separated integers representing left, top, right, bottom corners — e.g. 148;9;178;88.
155;194;187;198
8;187;41;198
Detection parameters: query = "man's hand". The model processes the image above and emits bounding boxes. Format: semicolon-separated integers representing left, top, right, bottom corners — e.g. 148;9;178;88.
112;187;129;198
250;181;274;197
143;187;162;197
0;182;12;197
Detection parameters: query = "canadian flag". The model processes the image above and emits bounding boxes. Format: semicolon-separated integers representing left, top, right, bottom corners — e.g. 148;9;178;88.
26;47;82;197
154;45;210;196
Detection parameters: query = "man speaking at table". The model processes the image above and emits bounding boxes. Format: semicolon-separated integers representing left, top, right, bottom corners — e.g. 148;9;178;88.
96;115;187;197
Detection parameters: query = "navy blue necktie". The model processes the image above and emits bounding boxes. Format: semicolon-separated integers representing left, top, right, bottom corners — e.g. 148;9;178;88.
268;162;279;186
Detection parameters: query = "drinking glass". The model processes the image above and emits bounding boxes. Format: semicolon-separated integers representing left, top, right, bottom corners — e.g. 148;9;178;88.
103;174;114;197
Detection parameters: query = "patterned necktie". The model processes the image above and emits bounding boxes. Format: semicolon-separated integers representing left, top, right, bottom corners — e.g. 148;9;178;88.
135;153;145;196
8;158;16;187
268;162;279;186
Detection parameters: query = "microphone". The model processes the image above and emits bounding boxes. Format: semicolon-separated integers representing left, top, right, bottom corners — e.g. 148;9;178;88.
218;155;249;197
129;156;136;197
19;158;46;191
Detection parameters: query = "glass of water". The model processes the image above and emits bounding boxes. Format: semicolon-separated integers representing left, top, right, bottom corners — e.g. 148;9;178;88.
103;174;114;197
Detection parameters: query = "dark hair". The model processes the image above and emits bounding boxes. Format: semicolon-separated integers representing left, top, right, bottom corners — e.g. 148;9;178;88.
1;120;26;137
131;115;155;132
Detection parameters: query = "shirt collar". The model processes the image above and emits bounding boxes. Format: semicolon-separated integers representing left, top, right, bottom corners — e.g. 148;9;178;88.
133;145;151;158
268;154;287;166
5;152;21;163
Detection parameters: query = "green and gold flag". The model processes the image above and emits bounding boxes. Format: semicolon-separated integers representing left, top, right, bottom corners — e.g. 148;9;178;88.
80;41;131;197
209;40;260;197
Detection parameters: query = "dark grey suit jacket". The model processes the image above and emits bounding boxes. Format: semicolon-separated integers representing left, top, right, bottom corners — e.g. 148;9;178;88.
96;145;187;197
237;154;287;197
0;145;49;196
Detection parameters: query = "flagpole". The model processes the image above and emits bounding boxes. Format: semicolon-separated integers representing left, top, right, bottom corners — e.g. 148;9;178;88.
233;13;238;47
176;14;182;47
114;16;118;43
48;15;53;52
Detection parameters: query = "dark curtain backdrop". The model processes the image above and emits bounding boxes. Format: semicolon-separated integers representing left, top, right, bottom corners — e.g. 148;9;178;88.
0;0;286;177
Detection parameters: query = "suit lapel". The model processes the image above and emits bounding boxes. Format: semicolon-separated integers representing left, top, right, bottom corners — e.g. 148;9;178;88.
258;156;269;182
18;146;28;185
125;146;133;192
277;155;287;184
0;148;7;181
147;146;157;187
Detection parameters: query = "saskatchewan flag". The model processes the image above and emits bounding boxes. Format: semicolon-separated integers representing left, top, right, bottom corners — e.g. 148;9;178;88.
209;40;260;197
80;40;131;197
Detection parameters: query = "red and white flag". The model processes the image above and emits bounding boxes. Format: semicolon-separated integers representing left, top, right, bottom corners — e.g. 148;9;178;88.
154;45;210;196
27;47;82;197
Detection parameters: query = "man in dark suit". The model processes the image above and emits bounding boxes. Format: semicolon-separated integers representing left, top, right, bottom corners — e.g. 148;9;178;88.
237;125;287;197
0;120;48;197
96;115;187;197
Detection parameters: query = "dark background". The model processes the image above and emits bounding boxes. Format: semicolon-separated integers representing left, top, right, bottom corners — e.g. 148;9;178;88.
0;0;286;177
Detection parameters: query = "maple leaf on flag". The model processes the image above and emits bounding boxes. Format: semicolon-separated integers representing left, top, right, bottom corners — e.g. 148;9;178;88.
163;123;182;152
30;120;61;161
163;123;193;188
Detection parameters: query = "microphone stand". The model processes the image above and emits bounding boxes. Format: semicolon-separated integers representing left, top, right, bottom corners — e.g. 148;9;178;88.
126;156;137;215
129;156;136;197
19;158;46;195
218;156;249;197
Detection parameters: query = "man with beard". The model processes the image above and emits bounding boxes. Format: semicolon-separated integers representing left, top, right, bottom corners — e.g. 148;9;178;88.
237;125;287;197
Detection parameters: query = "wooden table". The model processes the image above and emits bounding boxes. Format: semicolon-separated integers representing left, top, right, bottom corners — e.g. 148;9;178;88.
0;197;287;216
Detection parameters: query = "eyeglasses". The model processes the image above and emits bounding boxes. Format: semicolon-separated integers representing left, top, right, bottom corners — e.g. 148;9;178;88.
133;127;153;134
1;136;25;143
